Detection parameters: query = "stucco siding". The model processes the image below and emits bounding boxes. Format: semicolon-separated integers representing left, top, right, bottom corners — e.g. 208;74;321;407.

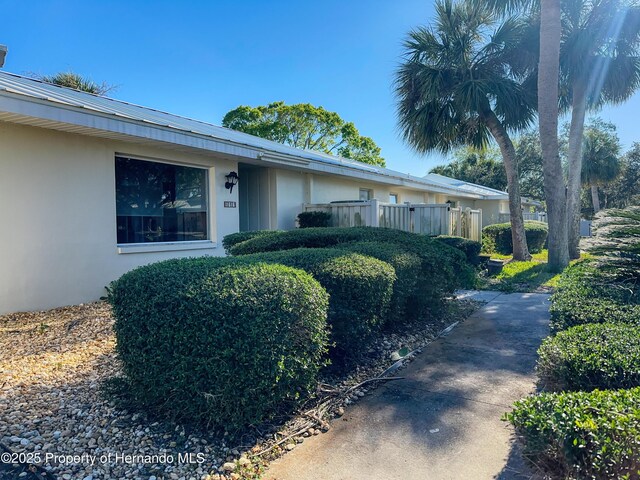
275;169;305;230
0;122;238;314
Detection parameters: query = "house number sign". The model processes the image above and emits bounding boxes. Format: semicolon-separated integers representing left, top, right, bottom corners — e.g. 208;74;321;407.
224;201;237;208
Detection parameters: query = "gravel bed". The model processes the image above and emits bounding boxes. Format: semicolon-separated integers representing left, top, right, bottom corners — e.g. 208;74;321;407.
0;299;480;480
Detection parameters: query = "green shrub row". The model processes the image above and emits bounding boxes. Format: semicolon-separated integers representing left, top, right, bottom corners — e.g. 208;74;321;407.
221;230;281;254
109;260;329;430
537;323;640;392
111;226;478;430
549;260;640;333
509;211;640;479
228;226;475;303
507;388;640;479
434;235;482;264
237;248;395;359
334;241;422;326
482;221;548;254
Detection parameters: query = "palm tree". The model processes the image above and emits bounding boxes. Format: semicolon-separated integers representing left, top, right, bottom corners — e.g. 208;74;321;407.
539;0;570;271
395;0;535;260
34;72;115;95
481;0;569;271
582;124;622;213
563;0;640;258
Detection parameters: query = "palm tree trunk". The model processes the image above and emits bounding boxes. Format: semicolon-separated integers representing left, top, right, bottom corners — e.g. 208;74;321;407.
482;107;531;261
591;185;601;212
566;81;588;260
538;0;569;272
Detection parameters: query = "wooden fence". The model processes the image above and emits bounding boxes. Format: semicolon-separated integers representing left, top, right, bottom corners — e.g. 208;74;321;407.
498;212;548;223
302;201;482;241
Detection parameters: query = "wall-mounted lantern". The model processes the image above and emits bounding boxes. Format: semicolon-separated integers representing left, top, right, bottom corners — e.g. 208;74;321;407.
225;171;239;193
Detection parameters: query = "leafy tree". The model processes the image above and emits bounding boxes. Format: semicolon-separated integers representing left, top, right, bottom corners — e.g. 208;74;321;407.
581;121;622;213
430;147;508;191
222;102;385;166
601;143;640;208
515;130;546;202
561;0;640;258
35;71;115;95
395;0;535;260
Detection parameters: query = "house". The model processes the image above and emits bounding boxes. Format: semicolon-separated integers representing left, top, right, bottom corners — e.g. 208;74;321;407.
0;71;539;314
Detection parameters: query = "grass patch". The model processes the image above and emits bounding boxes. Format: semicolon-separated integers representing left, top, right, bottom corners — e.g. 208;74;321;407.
479;250;586;293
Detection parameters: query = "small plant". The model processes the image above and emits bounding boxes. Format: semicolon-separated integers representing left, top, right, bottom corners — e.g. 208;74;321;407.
507;388;640;479
297;211;332;228
537;323;640;391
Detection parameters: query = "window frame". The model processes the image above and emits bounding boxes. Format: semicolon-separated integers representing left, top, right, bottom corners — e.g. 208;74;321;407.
389;193;399;204
114;154;216;254
359;188;373;201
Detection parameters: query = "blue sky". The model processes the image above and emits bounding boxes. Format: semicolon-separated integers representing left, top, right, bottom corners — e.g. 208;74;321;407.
2;0;639;175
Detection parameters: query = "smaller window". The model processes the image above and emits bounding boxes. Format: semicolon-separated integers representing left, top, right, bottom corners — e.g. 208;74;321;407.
389;193;399;204
359;188;372;201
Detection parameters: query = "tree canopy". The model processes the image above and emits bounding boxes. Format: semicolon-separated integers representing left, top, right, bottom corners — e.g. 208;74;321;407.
222;102;385;167
430;147;507;191
601;142;640;209
395;0;535;260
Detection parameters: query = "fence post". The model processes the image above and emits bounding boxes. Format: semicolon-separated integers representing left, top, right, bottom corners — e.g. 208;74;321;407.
369;199;380;227
464;207;471;239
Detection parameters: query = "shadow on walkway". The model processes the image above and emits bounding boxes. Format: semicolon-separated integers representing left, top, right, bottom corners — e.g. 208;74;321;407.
265;292;550;480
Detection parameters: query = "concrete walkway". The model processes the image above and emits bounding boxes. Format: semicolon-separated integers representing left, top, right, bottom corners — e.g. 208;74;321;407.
264;291;550;480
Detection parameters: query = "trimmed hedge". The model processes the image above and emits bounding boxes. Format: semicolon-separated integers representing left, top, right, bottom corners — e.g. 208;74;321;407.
237;248;395;357
222;230;282;254
109;260;329;429
507;388;640;479
334;241;423;326
482;221;548;254
549;260;640;332
537;323;640;392
297;211;332;228
435;235;481;265
229;226;475;301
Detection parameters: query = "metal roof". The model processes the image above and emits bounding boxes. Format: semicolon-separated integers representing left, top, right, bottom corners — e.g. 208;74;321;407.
0;71;509;200
424;173;542;206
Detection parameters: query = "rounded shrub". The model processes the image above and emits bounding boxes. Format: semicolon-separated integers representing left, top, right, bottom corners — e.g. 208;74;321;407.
507;387;640;479
109;259;329;430
537;323;640;391
334;241;423;326
297;211;332;228
237;248;395;359
482;221;548;254
222;230;282;254
228;226;475;303
435;235;481;265
550;260;640;332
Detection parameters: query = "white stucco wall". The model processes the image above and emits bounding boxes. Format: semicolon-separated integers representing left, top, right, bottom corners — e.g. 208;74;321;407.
274;169;305;230
479;200;506;227
0;122;238;314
